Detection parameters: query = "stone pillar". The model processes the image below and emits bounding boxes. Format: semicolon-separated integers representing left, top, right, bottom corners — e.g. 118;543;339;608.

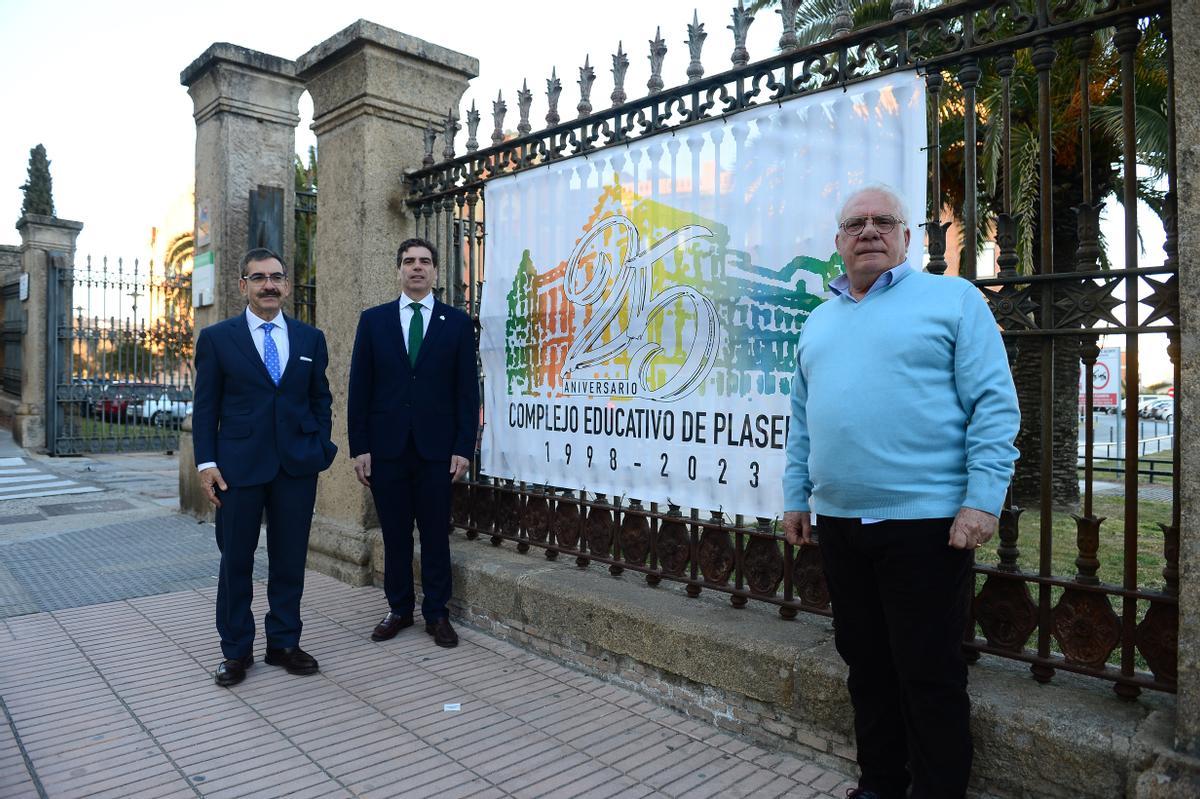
296;21;477;584
1174;0;1200;760
180;44;304;331
12;215;82;449
178;44;303;517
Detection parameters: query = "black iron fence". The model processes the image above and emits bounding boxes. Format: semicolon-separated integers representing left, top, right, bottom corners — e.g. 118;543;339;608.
294;187;317;325
407;0;1179;697
47;255;193;455
1;276;23;396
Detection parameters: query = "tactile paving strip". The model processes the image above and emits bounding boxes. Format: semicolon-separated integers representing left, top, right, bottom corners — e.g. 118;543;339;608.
0;514;270;616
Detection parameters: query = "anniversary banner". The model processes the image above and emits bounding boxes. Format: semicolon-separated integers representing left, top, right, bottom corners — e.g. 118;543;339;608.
479;72;927;517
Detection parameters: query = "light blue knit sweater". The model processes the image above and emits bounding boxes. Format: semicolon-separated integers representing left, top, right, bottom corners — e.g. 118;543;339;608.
783;269;1020;519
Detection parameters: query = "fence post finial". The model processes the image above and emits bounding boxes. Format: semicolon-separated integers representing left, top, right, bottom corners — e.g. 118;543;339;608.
465;100;480;153
686;10;707;83
729;1;754;68
778;0;801;51
891;0;914;19
577;56;596;118
611;42;630;107
491;91;507;146
546;68;563;126
442;106;460;162
832;0;853;37
422;120;436;168
517;80;533;136
648;26;668;93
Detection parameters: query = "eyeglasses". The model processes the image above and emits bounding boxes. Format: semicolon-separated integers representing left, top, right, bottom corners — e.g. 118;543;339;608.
838;215;904;236
242;272;289;285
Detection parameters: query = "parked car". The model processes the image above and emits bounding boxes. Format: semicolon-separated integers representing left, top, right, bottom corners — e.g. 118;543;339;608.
1113;394;1169;417
1146;398;1174;420
1140;396;1173;418
90;384;131;421
127;390;193;426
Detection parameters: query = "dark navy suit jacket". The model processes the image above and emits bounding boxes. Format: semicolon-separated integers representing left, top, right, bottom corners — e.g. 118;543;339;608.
192;313;337;487
347;297;478;461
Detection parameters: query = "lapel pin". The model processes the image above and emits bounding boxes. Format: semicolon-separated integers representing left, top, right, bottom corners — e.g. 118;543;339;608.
439;314;445;320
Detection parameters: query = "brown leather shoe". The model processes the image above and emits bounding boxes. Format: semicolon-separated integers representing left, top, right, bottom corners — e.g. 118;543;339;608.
263;646;319;675
371;612;414;642
214;654;252;687
425;617;458;648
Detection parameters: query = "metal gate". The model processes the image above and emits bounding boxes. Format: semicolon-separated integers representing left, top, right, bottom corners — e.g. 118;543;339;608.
1;275;24;396
46;253;194;454
406;0;1180;697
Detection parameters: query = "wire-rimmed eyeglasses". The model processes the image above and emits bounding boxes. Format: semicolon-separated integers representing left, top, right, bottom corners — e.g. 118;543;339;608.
838;215;904;236
242;272;289;285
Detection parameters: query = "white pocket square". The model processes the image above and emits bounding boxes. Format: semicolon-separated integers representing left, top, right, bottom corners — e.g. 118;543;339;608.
299;355;313;362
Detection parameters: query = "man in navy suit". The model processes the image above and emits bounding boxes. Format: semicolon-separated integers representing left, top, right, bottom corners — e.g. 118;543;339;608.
193;248;337;687
348;237;479;648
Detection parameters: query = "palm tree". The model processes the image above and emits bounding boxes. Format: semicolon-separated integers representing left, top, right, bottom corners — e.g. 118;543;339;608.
756;0;1169;509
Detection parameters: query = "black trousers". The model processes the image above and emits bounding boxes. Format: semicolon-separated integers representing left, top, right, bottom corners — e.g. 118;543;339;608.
817;515;974;799
214;471;317;659
369;439;453;622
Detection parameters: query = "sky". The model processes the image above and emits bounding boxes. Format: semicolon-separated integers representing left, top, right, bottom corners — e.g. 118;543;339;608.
0;0;778;259
0;0;1174;382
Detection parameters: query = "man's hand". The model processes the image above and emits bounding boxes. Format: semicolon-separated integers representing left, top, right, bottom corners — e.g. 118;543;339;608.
450;455;470;482
199;466;227;508
353;453;372;487
782;511;812;546
948;506;998;550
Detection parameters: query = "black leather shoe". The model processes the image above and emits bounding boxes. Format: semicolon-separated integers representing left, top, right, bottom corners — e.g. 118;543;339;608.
371;612;414;641
425;617;458;648
214;655;252;687
264;646;319;675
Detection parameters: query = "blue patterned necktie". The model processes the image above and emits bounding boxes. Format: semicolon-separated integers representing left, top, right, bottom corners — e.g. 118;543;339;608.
261;322;282;385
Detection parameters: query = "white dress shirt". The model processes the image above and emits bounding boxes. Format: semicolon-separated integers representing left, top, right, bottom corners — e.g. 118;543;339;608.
399;292;435;346
196;308;289;473
246;307;289;376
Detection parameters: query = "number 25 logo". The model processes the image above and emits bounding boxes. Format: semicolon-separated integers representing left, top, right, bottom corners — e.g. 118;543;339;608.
560;215;720;401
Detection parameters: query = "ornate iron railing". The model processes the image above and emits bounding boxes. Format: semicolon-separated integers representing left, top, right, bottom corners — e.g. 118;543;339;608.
47;255;194;455
293;187;317;325
406;0;1179;697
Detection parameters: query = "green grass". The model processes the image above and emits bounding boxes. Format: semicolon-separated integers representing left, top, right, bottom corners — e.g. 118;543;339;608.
995;494;1173;591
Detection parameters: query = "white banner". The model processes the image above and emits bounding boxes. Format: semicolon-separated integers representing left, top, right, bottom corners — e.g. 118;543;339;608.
479;72;927;517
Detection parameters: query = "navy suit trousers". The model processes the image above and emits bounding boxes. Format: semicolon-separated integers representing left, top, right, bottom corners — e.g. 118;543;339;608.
816;515;974;799
369;439;452;621
214;470;318;659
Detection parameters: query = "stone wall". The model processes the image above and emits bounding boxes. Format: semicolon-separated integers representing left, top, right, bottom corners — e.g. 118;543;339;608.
386;532;1176;799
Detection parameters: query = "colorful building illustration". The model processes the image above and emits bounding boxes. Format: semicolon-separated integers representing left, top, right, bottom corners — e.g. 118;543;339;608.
505;181;842;400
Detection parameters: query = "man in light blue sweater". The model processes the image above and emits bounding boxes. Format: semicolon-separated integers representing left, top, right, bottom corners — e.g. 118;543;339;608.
782;185;1019;799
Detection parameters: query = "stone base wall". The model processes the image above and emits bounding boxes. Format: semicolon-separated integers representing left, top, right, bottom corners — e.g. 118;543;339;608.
388;531;1182;799
176;427;213;522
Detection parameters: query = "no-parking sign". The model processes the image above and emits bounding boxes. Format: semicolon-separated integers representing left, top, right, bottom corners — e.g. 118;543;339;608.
1080;347;1121;408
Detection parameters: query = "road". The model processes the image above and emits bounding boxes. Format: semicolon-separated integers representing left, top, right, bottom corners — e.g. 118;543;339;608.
1078;411;1173;458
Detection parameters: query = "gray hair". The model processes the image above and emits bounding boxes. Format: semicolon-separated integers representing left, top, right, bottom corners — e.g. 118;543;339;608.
835;185;911;230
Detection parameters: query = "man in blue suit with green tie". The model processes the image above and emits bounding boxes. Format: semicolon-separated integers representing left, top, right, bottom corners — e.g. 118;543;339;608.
347;237;479;648
193;248;337;687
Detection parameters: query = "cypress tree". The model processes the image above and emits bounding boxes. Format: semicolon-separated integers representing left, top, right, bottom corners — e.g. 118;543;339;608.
20;144;54;217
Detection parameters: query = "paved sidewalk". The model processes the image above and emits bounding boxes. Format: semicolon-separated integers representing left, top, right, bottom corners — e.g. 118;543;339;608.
0;572;855;799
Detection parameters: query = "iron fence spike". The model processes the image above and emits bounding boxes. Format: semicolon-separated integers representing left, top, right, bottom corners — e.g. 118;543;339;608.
729;0;754;68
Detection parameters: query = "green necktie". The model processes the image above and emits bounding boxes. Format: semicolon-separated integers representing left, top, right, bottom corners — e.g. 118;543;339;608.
408;301;424;366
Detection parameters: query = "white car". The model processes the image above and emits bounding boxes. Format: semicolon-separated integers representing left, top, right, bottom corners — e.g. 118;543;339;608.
127;391;193;426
